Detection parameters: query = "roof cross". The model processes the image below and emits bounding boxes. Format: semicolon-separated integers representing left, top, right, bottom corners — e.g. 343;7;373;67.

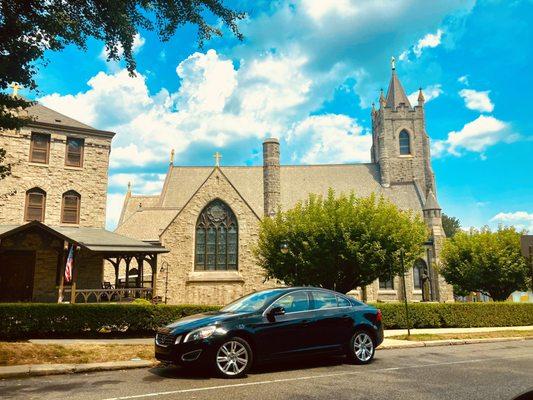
9;82;21;97
214;151;222;167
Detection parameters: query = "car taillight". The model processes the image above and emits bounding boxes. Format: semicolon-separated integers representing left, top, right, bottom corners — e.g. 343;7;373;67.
376;309;382;323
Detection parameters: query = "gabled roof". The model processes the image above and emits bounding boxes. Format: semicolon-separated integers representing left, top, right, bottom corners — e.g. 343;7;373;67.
385;70;411;109
116;163;425;240
0;221;168;254
21;102;115;138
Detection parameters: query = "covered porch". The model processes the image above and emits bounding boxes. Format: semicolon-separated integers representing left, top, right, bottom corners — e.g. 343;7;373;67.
0;221;168;303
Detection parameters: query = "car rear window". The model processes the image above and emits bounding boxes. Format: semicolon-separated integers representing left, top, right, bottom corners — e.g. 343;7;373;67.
311;291;338;309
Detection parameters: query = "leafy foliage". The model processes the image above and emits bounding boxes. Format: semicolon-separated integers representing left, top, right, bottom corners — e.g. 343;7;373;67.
0;147;10;179
376;302;533;329
442;213;461;238
255;190;428;294
0;0;244;129
440;226;529;301
1;302;532;339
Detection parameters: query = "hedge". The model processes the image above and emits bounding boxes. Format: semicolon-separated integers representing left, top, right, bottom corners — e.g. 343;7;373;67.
0;302;532;340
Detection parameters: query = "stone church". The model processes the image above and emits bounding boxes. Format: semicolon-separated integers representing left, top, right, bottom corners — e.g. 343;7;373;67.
116;65;454;305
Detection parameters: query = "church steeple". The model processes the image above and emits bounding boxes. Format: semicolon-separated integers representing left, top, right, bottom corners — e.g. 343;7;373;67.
384;57;411;109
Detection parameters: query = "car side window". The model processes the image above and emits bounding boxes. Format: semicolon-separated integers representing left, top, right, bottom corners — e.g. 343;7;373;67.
272;291;310;313
337;296;351;308
311;291;338;309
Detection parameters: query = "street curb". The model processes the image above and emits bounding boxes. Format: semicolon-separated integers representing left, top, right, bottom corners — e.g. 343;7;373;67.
0;360;157;380
0;337;530;380
378;336;529;350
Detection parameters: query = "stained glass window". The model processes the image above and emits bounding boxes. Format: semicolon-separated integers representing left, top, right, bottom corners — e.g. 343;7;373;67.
195;200;238;271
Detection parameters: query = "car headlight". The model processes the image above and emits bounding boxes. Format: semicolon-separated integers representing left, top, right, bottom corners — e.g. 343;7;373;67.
183;325;217;343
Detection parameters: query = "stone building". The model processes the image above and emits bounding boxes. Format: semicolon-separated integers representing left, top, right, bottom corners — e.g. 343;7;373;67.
116;65;454;305
0;101;166;302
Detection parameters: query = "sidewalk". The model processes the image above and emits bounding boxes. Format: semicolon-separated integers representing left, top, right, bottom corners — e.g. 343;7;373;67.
28;325;533;345
1;326;529;380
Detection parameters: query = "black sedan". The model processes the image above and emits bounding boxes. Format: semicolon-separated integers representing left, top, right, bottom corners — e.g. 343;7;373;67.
155;287;383;378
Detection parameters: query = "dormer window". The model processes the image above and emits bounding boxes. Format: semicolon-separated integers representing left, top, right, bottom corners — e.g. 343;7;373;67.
399;130;411;155
29;133;50;164
65;137;84;167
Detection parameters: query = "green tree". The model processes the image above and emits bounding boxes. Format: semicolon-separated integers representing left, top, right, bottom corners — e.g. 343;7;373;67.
255;190;428;294
440;226;529;301
0;0;244;130
442;213;461;238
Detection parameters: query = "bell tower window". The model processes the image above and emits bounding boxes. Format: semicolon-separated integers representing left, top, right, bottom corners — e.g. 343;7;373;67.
399;130;411;155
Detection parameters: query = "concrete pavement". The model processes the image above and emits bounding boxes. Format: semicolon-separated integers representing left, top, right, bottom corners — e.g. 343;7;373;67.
26;325;533;345
1;340;531;400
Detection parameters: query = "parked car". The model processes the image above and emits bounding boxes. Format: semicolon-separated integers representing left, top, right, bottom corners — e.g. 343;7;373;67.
155;287;383;378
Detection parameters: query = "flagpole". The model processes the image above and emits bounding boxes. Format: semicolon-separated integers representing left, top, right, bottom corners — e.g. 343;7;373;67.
57;241;67;303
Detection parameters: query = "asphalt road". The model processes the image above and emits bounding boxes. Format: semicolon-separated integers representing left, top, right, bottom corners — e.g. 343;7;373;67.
1;341;532;400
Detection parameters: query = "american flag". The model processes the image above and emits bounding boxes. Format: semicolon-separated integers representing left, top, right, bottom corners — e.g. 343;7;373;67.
65;245;74;283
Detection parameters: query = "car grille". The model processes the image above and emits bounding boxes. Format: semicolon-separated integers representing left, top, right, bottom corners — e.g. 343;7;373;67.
156;333;177;347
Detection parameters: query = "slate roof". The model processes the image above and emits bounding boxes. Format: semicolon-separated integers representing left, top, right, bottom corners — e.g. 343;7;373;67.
118;195;161;226
0;222;168;254
116;163;424;241
385;70;411;108
21;102;115;137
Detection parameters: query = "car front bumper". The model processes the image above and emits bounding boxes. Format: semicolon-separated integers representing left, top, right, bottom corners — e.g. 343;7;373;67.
154;333;219;366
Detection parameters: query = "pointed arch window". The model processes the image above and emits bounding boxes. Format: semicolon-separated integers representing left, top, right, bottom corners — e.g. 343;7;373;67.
413;259;427;290
25;188;46;222
61;191;81;224
195;200;238;271
399;130;411;155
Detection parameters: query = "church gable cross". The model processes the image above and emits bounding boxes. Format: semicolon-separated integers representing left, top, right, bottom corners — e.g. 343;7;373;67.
213;151;222;167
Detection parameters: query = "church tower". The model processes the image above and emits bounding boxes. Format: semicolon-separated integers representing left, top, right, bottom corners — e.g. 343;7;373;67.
371;59;436;198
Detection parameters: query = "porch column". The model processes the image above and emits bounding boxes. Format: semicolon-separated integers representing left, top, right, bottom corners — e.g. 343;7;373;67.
57;241;68;303
124;257;132;288
70;246;80;304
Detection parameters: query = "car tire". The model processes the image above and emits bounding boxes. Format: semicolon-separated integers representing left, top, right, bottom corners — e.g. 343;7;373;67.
347;330;375;365
213;337;253;379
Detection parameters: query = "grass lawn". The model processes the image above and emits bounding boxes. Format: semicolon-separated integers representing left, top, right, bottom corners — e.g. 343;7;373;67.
389;330;533;341
0;343;155;366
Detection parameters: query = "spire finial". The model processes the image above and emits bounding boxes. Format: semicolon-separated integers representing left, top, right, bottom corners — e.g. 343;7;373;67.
169;149;175;165
391;56;396;71
9;82;21;97
418;87;425;106
127;181;132;192
379;88;386;107
213;151;222;167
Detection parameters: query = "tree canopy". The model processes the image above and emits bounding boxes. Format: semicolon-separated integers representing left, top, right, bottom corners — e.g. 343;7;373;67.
255;190;428;294
0;0;244;130
440;226;529;301
442;213;461;238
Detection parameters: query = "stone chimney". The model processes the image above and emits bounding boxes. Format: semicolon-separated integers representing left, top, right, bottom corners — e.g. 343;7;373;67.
263;138;281;217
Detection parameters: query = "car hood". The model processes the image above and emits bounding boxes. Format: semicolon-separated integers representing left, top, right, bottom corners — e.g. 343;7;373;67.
164;311;248;334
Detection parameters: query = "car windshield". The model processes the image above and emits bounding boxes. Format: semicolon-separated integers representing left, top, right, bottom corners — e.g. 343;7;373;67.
221;289;286;313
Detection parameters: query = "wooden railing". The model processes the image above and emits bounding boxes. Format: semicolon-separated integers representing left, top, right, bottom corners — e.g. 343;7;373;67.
62;287;153;303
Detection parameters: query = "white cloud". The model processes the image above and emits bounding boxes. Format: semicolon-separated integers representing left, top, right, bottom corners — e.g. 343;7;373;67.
459;89;494;113
108;173;166;194
491;211;533;233
413;29;444;57
302;0;357;22
432;115;516;158
458;75;469;85
408;84;443;105
106;193;125;231
287;114;372;164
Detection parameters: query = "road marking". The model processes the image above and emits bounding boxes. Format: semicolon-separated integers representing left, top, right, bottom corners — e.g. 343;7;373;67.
102;354;532;400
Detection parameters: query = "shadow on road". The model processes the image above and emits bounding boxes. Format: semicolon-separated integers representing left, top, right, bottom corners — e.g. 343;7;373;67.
147;354;348;381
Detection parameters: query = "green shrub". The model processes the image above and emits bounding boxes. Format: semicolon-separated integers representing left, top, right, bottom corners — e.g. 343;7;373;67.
373;302;533;329
0;302;531;339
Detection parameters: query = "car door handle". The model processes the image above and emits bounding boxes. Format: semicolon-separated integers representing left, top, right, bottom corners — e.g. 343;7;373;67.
301;319;311;326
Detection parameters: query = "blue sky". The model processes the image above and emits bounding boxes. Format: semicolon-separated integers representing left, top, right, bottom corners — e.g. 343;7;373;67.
22;0;532;231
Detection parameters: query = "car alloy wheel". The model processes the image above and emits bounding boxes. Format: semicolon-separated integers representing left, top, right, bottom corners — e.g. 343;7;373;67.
350;331;375;364
215;338;251;378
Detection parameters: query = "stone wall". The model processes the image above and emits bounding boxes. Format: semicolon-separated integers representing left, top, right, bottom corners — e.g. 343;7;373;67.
0;127;111;228
0;228;104;302
158;167;276;305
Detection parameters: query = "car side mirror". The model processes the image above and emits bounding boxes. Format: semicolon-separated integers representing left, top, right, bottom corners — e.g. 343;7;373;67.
267;306;285;321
